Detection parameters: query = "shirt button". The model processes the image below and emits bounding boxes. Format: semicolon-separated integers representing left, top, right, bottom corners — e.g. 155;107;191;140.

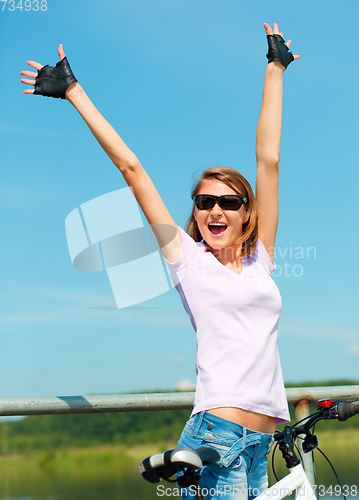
207;423;213;430
206;433;213;440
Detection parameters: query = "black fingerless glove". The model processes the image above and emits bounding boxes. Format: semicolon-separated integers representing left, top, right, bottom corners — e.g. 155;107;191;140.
34;57;77;99
266;34;294;69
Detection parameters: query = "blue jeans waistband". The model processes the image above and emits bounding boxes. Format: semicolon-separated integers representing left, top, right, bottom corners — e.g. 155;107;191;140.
190;411;273;436
184;411;274;467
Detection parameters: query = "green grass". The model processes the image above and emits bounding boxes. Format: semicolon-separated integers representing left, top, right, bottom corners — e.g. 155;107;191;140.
0;428;358;500
0;442;170;500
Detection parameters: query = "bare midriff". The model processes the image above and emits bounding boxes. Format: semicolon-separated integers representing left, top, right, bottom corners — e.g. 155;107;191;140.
207;407;276;434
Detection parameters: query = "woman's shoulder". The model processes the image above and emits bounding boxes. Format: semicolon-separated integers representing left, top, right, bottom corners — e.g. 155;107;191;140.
178;227;206;248
248;238;276;275
165;226;206;268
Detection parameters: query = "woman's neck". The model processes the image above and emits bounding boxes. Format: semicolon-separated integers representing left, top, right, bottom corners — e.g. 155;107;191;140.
209;243;244;268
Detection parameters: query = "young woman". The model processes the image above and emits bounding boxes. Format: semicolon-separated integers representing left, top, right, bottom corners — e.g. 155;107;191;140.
21;23;299;499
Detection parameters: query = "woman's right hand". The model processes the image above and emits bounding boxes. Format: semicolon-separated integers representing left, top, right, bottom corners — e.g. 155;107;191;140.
20;44;78;99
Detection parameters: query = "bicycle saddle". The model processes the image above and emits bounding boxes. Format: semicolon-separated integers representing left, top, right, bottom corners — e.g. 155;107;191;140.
139;447;220;483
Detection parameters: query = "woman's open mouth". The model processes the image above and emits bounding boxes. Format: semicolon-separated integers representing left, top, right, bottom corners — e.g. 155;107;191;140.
208;222;228;237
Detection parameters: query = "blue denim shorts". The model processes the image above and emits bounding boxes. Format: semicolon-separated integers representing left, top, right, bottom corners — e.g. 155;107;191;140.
176;411;274;500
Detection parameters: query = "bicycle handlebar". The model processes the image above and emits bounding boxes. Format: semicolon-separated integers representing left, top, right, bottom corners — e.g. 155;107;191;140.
337;400;359;421
272;399;359;469
274;399;359;443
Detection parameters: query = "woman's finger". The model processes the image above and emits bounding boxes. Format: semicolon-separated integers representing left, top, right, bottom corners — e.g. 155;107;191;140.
293;55;301;60
286;40;292;48
263;23;273;36
26;60;43;71
58;43;66;60
21;77;36;86
23;89;35;94
273;23;279;35
20;70;38;79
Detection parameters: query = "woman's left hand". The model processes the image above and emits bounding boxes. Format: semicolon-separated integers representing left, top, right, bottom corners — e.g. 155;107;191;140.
263;23;300;69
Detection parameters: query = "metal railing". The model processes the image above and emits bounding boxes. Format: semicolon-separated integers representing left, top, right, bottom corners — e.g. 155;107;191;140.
0;386;358;417
1;385;358;485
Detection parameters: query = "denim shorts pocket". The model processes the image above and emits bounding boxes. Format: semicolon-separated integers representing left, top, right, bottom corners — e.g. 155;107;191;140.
201;430;240;447
202;441;243;470
186;415;196;427
182;415;196;435
200;432;243;469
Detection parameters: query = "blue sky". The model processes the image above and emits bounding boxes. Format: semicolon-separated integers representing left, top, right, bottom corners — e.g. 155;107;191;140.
0;0;358;402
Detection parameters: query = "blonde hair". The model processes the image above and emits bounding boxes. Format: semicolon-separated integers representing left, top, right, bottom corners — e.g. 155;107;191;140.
185;166;258;257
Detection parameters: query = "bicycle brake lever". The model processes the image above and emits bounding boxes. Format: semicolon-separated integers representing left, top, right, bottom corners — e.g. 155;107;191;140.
303;433;318;453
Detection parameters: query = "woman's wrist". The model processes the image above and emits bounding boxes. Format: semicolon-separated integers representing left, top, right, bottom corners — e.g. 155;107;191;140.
65;81;85;104
267;60;285;74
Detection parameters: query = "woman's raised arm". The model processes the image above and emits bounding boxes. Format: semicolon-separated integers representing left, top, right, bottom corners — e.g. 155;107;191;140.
255;23;300;261
21;44;181;262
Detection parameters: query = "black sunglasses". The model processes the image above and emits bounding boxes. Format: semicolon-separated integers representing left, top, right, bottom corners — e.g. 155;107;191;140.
194;194;247;211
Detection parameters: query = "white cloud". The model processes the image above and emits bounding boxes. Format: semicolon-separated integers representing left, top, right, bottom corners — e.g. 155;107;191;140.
175;379;196;391
0;123;69;138
162;354;186;365
342;344;359;358
0;312;69;324
280;321;358;341
0;182;71;211
0;282;114;307
0;281;190;329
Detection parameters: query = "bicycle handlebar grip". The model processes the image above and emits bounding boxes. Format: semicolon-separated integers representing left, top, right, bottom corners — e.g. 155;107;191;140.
337;401;359;421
